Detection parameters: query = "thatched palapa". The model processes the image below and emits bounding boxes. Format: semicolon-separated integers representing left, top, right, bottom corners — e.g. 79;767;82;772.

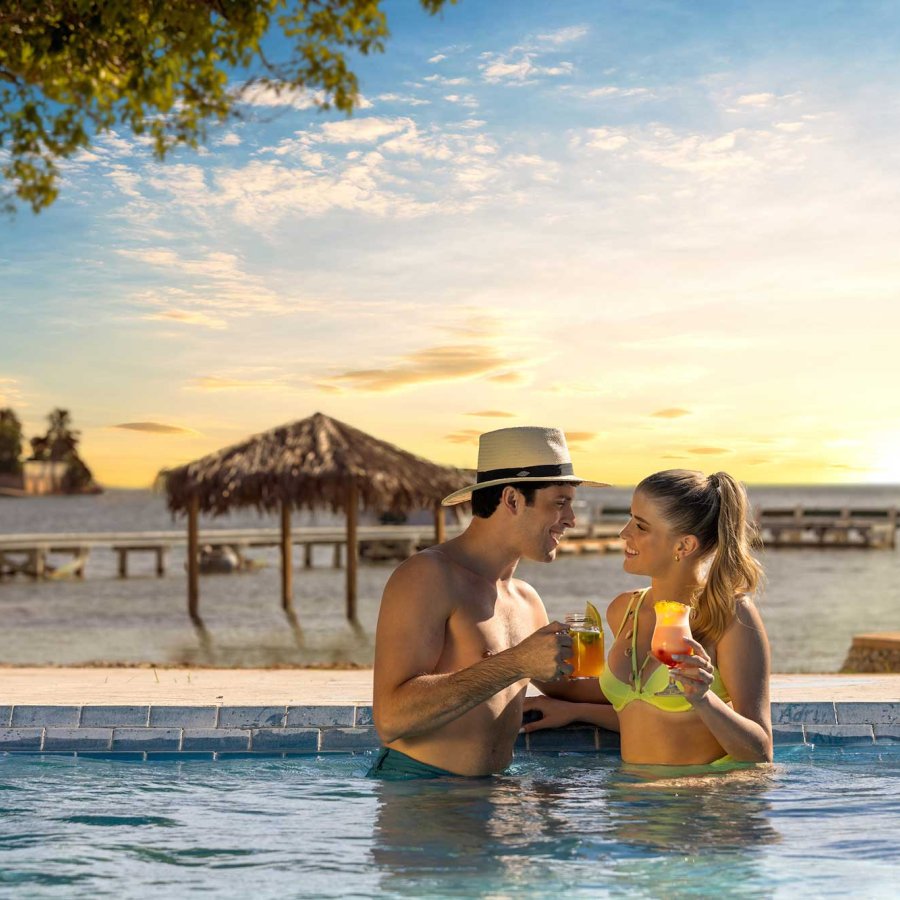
158;412;471;624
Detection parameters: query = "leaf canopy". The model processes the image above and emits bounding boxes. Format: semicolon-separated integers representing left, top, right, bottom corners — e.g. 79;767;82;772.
0;0;453;213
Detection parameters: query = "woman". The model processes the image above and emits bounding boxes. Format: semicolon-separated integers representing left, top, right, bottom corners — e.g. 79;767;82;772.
524;470;773;765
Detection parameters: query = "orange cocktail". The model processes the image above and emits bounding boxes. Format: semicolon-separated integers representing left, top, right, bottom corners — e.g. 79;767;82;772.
565;614;605;679
650;601;693;695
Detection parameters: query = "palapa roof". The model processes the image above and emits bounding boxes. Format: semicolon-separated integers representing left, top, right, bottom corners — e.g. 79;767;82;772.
160;412;472;517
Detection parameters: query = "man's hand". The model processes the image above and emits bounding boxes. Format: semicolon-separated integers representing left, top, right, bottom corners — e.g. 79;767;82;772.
509;621;573;681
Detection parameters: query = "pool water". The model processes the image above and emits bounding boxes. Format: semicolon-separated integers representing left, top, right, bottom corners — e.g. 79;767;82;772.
1;746;898;898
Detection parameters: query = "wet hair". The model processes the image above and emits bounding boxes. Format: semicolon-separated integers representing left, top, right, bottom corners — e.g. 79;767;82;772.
636;469;763;644
471;481;578;519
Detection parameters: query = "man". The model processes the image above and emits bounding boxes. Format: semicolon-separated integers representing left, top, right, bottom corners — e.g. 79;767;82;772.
370;426;608;777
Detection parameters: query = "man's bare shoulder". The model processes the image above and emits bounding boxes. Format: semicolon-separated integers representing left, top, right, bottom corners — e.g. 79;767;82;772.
509;577;549;620
381;547;456;609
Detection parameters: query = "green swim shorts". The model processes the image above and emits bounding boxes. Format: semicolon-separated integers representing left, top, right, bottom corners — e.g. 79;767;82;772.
366;747;459;779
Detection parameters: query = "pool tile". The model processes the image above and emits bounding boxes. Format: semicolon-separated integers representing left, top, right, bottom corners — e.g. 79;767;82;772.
112;728;181;752
216;752;288;760
874;725;900;741
0;707;11;727
318;727;379;751
44;728;113;751
11;706;80;727
286;706;354;727
0;728;42;750
804;724;875;744
182;728;251;751
354;706;374;727
250;728;318;752
149;706;218;728
217;706;286;729
146;751;215;761
76;752;146;761
81;706;150;727
770;702;836;725
527;728;598;752
772;725;807;744
835;702;900;726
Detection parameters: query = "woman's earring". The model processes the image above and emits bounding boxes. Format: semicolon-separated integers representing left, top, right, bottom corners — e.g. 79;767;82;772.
674;554;680;562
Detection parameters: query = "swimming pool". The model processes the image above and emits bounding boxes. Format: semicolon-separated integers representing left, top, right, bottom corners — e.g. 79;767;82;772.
1;746;897;898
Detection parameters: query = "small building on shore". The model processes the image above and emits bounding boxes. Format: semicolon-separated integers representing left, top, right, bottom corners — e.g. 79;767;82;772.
22;461;69;495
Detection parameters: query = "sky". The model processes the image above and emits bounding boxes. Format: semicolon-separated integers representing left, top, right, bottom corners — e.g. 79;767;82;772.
2;0;899;488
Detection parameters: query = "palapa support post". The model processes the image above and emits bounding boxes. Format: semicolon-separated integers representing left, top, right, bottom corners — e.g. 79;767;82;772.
434;503;446;545
346;481;358;622
280;500;294;614
187;495;200;622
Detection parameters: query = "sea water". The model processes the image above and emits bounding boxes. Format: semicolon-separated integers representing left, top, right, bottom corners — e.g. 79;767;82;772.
0;486;898;671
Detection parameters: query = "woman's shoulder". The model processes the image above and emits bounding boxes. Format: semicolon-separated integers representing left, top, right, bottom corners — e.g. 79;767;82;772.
606;588;644;631
719;594;768;645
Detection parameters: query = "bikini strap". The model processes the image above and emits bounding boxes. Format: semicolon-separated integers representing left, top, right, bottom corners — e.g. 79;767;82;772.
613;591;640;639
631;588;652;689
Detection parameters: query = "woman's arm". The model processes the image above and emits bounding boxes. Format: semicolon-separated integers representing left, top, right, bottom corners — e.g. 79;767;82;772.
673;598;773;762
521;695;620;733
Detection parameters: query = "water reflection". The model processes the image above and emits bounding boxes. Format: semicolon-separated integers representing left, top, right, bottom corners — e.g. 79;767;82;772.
370;755;782;897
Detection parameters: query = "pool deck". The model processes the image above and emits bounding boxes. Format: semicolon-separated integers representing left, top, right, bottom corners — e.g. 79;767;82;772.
1;667;898;705
1;668;897;755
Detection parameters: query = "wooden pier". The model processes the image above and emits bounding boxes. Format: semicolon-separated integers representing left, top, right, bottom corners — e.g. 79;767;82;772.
0;525;462;581
588;504;898;550
2;504;897;581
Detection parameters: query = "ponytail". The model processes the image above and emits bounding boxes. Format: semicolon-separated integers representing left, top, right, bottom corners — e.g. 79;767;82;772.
636;469;763;644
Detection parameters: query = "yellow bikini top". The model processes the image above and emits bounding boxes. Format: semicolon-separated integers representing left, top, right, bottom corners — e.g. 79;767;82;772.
598;588;731;713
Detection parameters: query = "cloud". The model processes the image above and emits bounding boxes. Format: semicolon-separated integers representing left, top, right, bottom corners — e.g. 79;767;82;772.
236;83;321;111
565;431;596;444
536;25;589;45
141;309;228;330
445;429;481;444
0;377;26;408
736;92;776;107
429;53;447;63
187;373;294;392
315;117;410;144
488;372;527;385
218;132;242;147
113;422;198;435
574;123;806;179
465;410;517;418
117;248;290;320
586;86;652;99
688;447;732;455
584;128;629;151
318;344;528;393
375;93;431;107
480;52;574;85
651;408;691;419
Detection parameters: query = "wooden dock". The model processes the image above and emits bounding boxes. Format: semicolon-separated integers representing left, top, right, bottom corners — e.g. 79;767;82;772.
0;525;462;581
588;504;898;550
2;503;896;581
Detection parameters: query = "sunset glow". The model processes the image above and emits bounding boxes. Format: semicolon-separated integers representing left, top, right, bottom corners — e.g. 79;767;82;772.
2;1;898;487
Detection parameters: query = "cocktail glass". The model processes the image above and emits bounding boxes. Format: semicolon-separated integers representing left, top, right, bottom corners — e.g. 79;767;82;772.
650;601;693;696
564;613;604;679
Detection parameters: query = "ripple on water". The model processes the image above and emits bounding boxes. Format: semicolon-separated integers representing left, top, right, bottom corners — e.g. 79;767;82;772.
60;815;181;828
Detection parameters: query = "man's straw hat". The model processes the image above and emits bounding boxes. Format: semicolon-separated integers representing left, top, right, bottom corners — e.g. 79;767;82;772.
441;426;609;506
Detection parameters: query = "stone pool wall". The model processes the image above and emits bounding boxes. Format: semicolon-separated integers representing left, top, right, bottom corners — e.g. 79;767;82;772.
0;702;897;757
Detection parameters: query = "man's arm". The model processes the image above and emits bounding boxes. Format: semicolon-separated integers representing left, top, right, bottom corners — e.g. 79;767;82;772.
372;555;572;744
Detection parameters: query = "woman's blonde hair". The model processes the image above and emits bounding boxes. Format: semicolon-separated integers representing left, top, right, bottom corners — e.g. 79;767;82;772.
636;469;763;644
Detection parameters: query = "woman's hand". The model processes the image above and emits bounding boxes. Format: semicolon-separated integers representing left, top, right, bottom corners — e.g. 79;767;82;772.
672;637;714;704
521;696;577;732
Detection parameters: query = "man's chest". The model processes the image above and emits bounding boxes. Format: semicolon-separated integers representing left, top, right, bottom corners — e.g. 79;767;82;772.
446;591;537;660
